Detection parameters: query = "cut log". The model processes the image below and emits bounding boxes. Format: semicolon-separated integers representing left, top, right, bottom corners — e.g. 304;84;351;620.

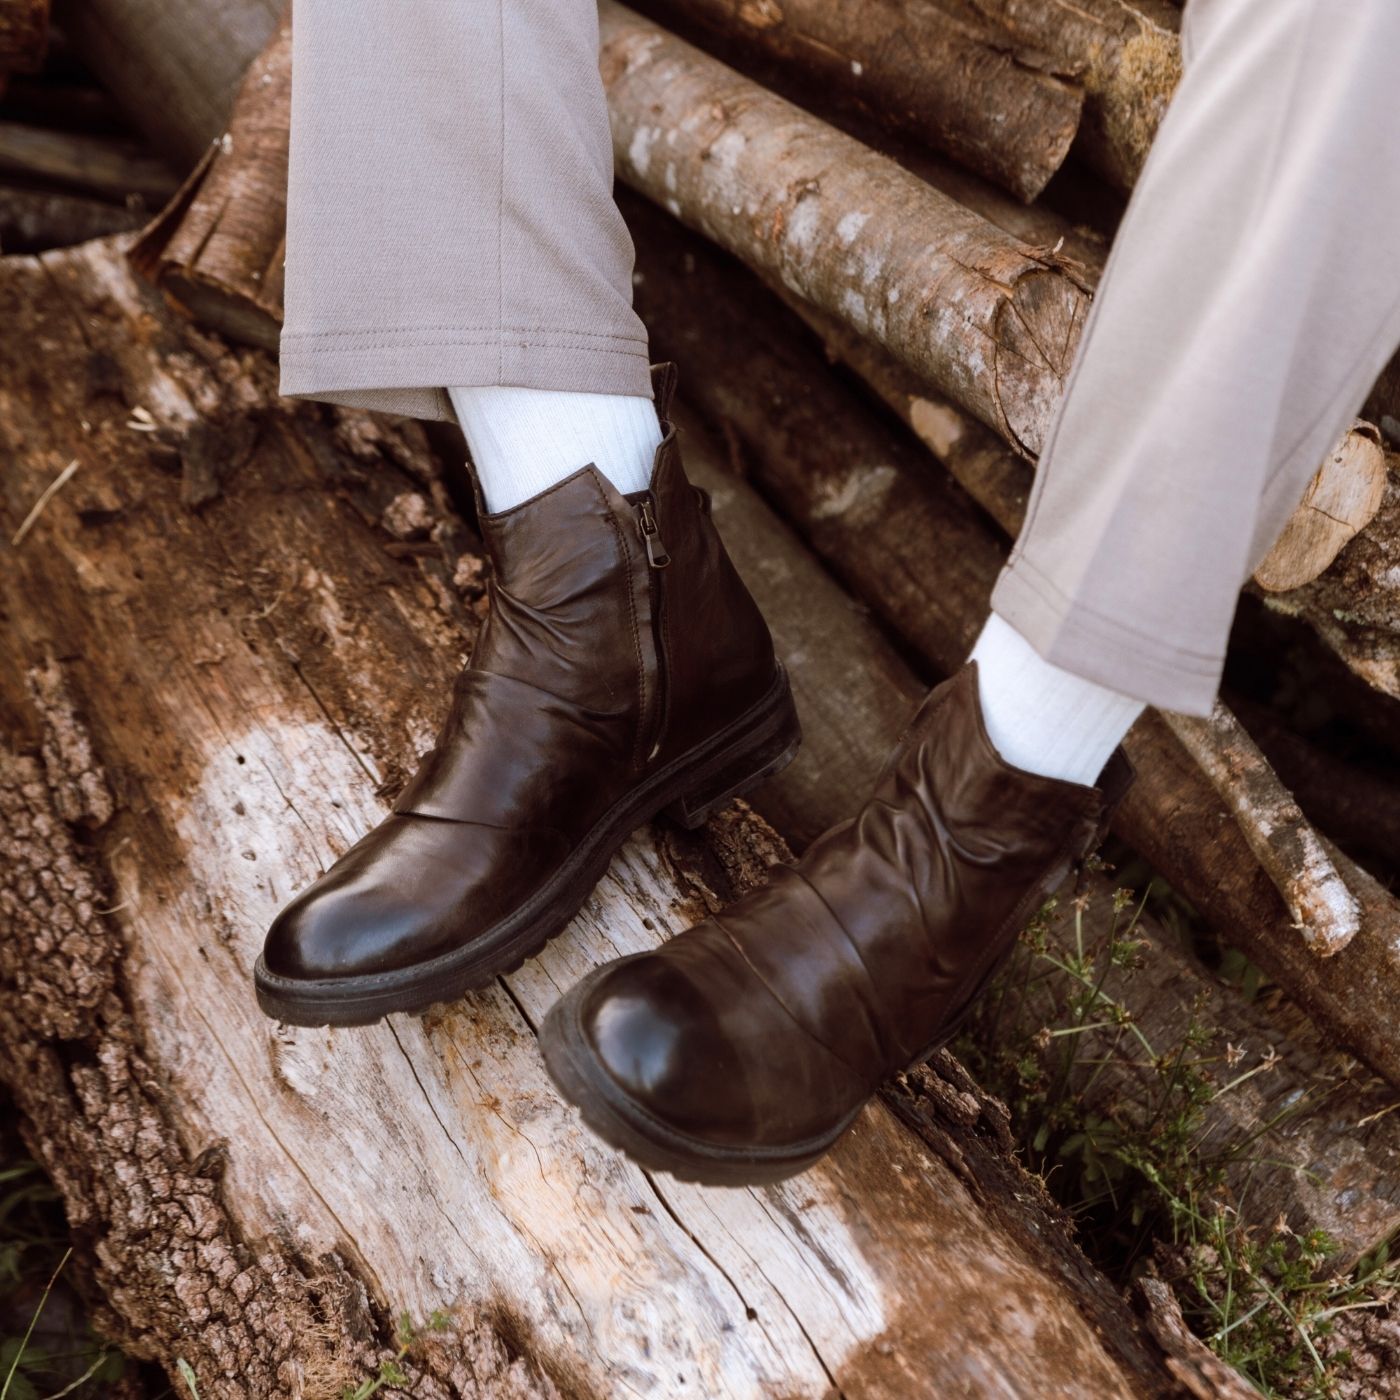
646;0;1179;195
774;178;1390;602
598;0;1091;457
0;233;1186;1399
51;0;281;169
1258;464;1400;704
623;198;1400;1089
640;0;1084;201
129;8;289;350
0;0;47;74
0;121;180;203
0;183;145;252
1252;422;1388;593
942;0;1182;192
674;404;1400;1273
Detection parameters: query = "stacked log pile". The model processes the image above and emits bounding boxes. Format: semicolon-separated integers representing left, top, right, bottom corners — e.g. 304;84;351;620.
5;0;1400;1395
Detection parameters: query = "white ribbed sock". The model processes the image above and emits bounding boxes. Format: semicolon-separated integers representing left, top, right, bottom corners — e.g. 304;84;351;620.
969;614;1144;786
447;385;661;513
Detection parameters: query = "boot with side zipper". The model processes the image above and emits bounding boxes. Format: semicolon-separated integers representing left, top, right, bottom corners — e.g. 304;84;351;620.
254;364;799;1026
540;662;1133;1185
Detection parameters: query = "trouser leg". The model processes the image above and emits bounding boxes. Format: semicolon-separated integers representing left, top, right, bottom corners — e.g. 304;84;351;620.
990;0;1400;716
279;0;651;422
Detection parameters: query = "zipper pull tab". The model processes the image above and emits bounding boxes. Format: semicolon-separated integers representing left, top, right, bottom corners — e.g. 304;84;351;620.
636;498;671;568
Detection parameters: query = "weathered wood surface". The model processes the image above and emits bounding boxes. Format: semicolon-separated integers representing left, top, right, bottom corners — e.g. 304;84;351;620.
599;0;1090;458
0;233;1183;1399
0;0;47;73
52;0;281;168
670;405;1400;1275
642;0;1083;201
624;202;1400;1089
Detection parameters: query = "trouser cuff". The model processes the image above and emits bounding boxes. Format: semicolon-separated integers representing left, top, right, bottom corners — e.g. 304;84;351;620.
991;556;1223;716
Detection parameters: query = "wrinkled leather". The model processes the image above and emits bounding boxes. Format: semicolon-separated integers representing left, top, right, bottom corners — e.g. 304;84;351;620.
261;364;778;981
575;662;1134;1151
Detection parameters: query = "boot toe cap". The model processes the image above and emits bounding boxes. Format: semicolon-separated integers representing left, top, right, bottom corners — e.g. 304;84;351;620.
577;955;757;1145
260;815;567;982
261;878;426;981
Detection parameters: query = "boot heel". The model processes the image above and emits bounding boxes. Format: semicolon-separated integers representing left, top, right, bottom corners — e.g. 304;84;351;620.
663;694;802;830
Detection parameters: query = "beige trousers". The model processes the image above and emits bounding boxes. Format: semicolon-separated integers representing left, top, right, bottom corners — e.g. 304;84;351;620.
280;0;1400;716
279;0;652;422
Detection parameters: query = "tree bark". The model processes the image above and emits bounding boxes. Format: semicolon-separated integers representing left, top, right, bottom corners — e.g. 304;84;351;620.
1227;694;1400;877
598;0;1091;457
623;198;1400;1090
639;0;1084;201
0;0;47;74
0;232;1188;1399
940;0;1182;192
646;0;1179;196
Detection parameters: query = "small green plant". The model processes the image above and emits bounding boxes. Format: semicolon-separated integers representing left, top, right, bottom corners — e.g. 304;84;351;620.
959;877;1400;1398
342;1310;451;1400
0;1140;122;1400
177;1356;202;1398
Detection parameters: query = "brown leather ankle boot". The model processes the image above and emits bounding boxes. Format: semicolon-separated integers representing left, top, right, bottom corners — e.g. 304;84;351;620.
540;662;1132;1185
255;365;799;1026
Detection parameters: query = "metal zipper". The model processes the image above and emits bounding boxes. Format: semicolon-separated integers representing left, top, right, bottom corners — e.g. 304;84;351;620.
636;497;671;569
635;496;670;762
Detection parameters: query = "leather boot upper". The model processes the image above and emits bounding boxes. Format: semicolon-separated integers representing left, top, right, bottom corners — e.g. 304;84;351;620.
261;364;778;981
574;662;1134;1151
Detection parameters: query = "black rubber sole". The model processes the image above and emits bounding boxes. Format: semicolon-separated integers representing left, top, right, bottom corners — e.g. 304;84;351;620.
253;667;801;1028
540;965;856;1187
